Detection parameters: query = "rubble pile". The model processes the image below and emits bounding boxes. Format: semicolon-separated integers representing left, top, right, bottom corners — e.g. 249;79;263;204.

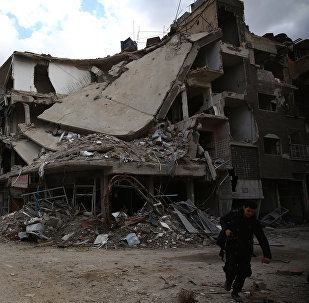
0;199;220;249
5;122;207;176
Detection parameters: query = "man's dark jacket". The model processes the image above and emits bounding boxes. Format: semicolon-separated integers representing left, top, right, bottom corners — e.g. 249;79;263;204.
217;209;272;259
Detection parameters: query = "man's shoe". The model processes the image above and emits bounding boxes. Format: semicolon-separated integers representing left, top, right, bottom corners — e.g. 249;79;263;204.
231;292;242;302
224;280;232;291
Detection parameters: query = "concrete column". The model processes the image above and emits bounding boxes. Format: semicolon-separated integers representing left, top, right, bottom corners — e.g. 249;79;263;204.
186;178;195;204
181;85;189;119
100;171;108;218
23;103;31;126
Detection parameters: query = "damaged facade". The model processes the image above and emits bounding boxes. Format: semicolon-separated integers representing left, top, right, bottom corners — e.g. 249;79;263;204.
0;0;308;226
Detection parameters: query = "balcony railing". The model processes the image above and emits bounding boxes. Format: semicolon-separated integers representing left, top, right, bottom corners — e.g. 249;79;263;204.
290;144;309;161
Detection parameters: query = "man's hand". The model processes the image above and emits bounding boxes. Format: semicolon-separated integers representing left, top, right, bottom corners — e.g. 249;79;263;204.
225;229;232;237
262;258;271;264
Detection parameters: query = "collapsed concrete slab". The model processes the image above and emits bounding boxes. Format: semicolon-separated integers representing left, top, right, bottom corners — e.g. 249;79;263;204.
18;123;60;151
12;139;40;165
38;32;222;139
38;36;192;138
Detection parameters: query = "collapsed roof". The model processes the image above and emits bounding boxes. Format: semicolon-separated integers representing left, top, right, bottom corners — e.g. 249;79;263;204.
38;31;222;139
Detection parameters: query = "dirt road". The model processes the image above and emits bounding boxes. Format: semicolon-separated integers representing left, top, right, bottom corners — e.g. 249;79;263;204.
0;228;308;303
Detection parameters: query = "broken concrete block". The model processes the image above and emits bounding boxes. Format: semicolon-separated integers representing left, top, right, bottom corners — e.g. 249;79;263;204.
93;234;109;248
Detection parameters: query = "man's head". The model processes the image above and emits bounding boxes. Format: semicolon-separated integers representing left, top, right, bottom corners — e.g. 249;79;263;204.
242;201;257;218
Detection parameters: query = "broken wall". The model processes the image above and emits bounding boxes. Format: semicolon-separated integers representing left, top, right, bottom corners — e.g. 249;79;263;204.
12;55;92;95
12;56;36;92
49;63;91;94
176;0;218;34
192;41;221;70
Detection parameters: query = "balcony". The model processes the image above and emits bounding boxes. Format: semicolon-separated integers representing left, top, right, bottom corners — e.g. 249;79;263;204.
290;144;309;161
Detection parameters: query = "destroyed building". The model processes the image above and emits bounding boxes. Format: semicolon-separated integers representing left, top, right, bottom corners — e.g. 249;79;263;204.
0;0;308;226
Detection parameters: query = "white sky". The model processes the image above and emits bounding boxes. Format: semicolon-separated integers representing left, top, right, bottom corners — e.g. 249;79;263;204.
0;0;308;66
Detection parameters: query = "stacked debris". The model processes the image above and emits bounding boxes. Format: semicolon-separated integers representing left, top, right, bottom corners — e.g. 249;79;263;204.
0;198;220;249
3;122;207;179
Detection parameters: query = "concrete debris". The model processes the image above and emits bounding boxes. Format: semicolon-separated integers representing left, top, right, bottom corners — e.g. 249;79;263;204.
0;0;308;229
61;232;75;242
79;151;94;157
172;200;221;234
38;36;194;138
260;207;289;227
93;234;109;248
1;122;207;176
0;196;219;249
26;223;47;239
121;233;140;247
171;206;198;233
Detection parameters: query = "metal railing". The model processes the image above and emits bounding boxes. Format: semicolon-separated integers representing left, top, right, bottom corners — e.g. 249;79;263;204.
290;144;309;160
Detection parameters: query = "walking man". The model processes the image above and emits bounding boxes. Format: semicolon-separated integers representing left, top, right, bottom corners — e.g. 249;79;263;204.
217;201;272;302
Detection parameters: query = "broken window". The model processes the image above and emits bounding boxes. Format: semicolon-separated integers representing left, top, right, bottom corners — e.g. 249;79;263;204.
289;130;309;160
218;8;240;46
225;102;256;142
254;51;284;81
192;41;221;70
186;87;210;117
263;136;281;155
73;185;95;213
264;59;284;82
258;93;277;111
34;63;56;94
254;50;271;67
212;54;246;94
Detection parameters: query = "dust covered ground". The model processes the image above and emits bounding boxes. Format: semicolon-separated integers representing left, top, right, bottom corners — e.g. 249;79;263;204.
0;227;308;303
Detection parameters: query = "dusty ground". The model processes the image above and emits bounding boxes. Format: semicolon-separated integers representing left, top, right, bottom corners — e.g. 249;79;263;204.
0;227;308;303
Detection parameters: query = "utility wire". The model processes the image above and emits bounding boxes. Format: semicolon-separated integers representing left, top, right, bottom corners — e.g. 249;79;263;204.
175;0;182;22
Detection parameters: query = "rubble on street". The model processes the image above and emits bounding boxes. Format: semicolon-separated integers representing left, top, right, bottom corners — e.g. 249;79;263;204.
0;195;220;249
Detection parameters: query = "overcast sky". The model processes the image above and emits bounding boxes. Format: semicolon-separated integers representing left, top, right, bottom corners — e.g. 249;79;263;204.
0;0;308;66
